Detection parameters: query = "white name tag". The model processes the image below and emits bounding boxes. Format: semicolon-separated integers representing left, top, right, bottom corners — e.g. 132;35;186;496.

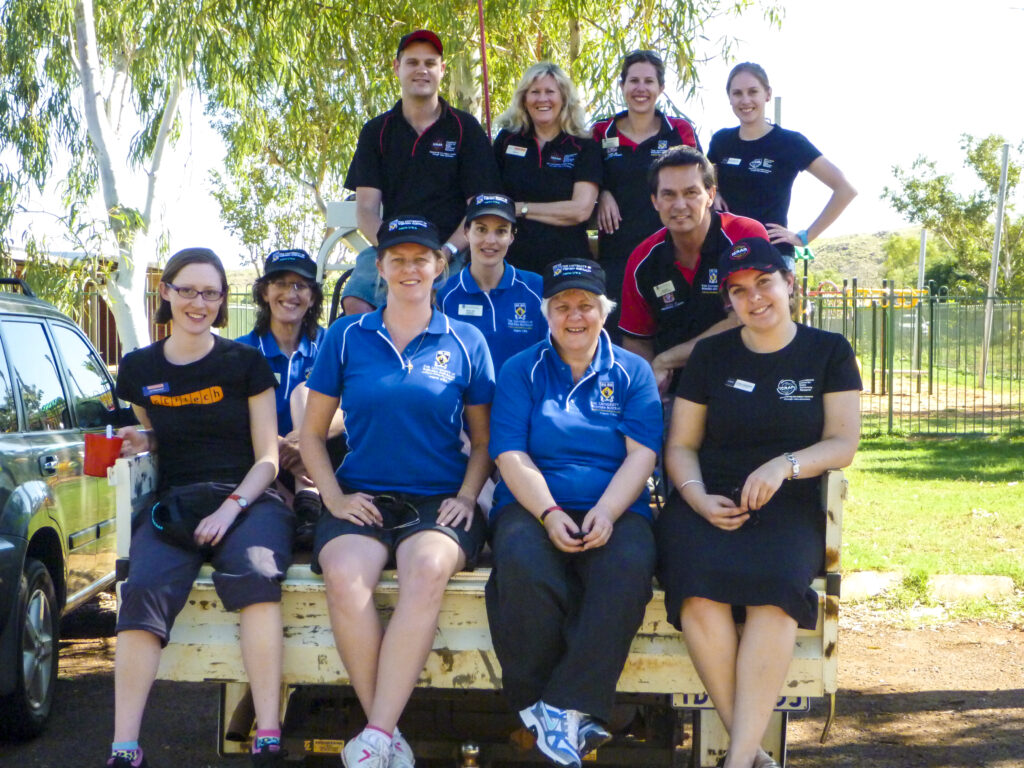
728;378;756;392
653;280;675;298
602;137;620;149
458;304;484;316
505;144;528;157
725;157;742;165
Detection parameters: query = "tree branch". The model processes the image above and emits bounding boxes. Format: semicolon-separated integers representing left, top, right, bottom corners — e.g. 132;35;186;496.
143;76;183;227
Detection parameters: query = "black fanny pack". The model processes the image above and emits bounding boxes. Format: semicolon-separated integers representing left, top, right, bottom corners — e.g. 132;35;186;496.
150;482;237;552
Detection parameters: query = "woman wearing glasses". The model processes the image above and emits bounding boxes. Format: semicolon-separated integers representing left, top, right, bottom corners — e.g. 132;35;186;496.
591;50;700;336
236;249;343;542
109;248;292;768
300;217;495;768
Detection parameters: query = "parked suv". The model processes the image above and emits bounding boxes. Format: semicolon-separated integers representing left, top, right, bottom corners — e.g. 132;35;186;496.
0;278;127;738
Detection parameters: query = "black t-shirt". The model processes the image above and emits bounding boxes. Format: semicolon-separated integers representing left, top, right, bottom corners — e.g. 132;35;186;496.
345;99;501;239
707;125;821;237
493;128;602;274
591;111;700;270
115;336;278;492
675;324;861;500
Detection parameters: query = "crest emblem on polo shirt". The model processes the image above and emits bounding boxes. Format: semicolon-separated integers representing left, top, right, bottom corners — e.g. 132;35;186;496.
709;269;718;284
435;350;451;367
600;383;614;402
514;303;527;318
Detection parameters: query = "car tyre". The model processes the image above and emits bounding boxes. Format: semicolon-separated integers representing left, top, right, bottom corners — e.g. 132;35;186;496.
0;558;59;739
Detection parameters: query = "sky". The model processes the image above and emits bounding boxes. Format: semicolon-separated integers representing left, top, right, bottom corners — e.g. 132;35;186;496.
9;0;1023;270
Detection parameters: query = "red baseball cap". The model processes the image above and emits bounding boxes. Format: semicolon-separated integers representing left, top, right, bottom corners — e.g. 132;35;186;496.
396;29;443;58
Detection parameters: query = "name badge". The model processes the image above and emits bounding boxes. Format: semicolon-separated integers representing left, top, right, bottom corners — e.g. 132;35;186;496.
142;382;170;396
724;157;742;165
458;304;484;317
727;378;756;392
602;137;620;149
653;280;675;298
505;144;528;157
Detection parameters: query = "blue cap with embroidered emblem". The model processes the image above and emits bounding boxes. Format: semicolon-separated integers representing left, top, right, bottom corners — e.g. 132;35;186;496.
718;237;788;290
264;248;317;281
377;216;443;252
542;257;606;298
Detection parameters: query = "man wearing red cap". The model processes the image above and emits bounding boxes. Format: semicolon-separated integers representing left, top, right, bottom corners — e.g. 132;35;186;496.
342;30;501;315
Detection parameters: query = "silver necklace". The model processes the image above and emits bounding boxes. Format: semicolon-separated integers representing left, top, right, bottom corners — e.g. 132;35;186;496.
385;320;429;374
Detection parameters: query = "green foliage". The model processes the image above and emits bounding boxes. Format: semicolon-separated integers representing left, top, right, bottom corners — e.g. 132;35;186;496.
880;232;953;288
882;134;1024;295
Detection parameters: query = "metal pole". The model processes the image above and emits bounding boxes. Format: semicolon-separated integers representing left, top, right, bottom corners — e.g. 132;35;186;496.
913;229;926;379
980;142;1010;387
887;281;896;433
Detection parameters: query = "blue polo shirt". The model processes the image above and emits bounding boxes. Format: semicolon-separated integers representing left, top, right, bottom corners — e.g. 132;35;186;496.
489;331;662;520
437;265;547;375
235;326;325;435
307;308;495;496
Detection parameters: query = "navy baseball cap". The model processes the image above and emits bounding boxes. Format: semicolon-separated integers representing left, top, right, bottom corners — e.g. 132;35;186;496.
377;216;443;252
718;238;788;290
465;193;517;225
397;29;443;57
542;258;607;298
264;248;317;281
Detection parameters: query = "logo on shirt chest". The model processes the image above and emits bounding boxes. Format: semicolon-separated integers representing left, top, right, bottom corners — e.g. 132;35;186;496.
650;139;670;157
700;268;719;293
547;152;577;169
506;302;534;332
591;379;621;415
418;349;457;383
429;138;458;159
776;377;814;401
748;158;774;174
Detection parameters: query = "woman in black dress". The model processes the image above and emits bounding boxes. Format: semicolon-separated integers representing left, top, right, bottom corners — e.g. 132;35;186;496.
656;238;860;768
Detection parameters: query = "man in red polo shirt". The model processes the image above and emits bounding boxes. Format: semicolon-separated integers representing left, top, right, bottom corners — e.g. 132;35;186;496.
619;146;769;390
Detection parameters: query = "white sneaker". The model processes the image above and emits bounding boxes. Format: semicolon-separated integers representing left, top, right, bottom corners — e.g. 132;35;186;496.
518;700;581;767
390;728;415;768
342;728;391;768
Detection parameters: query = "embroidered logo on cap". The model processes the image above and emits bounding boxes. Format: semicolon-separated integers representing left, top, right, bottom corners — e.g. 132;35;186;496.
730;244;751;259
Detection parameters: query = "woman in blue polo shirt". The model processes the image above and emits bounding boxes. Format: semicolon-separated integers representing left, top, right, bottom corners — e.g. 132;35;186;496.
437;193;546;375
299;216;495;768
486;258;662;768
235;248;341;537
494;62;602;274
591;50;700;338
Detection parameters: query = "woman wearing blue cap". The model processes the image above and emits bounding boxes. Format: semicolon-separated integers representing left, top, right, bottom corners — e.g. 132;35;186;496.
657;238;861;768
437;192;546;375
299;216;495;768
236;248;344;541
486;258;662;768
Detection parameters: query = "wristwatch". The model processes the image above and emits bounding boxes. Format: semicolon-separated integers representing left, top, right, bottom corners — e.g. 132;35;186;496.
442;242;458;258
783;453;800;480
228;493;250;509
519;203;529;218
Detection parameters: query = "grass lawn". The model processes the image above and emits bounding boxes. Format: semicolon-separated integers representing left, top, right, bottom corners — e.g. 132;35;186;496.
842;435;1024;587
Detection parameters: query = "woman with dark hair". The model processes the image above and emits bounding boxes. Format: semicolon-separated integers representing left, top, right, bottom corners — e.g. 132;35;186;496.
109;248;292;768
656;238;860;768
236;248;342;536
494;62;602;274
591;50;700;334
708;62;856;262
300;217;495;768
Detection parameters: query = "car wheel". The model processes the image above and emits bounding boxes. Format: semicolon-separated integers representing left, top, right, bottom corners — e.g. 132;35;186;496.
0;558;59;738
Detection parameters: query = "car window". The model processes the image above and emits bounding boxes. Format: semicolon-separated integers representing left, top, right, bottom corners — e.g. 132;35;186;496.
0;337;17;433
51;324;116;429
3;320;69;431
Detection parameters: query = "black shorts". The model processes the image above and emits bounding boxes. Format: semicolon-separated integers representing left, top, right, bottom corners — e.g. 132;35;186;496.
311;488;487;574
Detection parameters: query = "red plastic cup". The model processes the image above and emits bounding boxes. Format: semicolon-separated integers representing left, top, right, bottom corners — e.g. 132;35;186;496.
84;433;124;477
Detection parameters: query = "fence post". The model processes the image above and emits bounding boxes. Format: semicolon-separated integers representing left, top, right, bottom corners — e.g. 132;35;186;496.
887;281;896;433
851;278;859;361
927;282;936;397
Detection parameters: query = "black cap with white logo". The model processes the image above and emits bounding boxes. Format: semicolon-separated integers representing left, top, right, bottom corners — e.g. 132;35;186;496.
542;258;607;298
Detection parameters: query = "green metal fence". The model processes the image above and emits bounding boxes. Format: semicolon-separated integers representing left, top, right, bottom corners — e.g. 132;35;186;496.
809;282;1023;435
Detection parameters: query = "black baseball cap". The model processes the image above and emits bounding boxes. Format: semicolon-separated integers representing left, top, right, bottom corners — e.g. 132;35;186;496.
718;238;789;290
377;216;443;252
542;258;607;298
397;29;443;58
264;248;317;281
465;193;516;225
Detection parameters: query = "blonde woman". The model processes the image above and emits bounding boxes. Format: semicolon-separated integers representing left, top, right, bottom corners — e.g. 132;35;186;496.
494;62;601;274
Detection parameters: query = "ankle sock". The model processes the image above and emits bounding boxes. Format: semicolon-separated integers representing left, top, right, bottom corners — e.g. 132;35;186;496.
365;724;393;740
253;729;282;752
109;744;143;766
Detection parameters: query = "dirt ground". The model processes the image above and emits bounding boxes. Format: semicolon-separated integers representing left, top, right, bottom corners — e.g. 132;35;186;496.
3;596;1023;768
